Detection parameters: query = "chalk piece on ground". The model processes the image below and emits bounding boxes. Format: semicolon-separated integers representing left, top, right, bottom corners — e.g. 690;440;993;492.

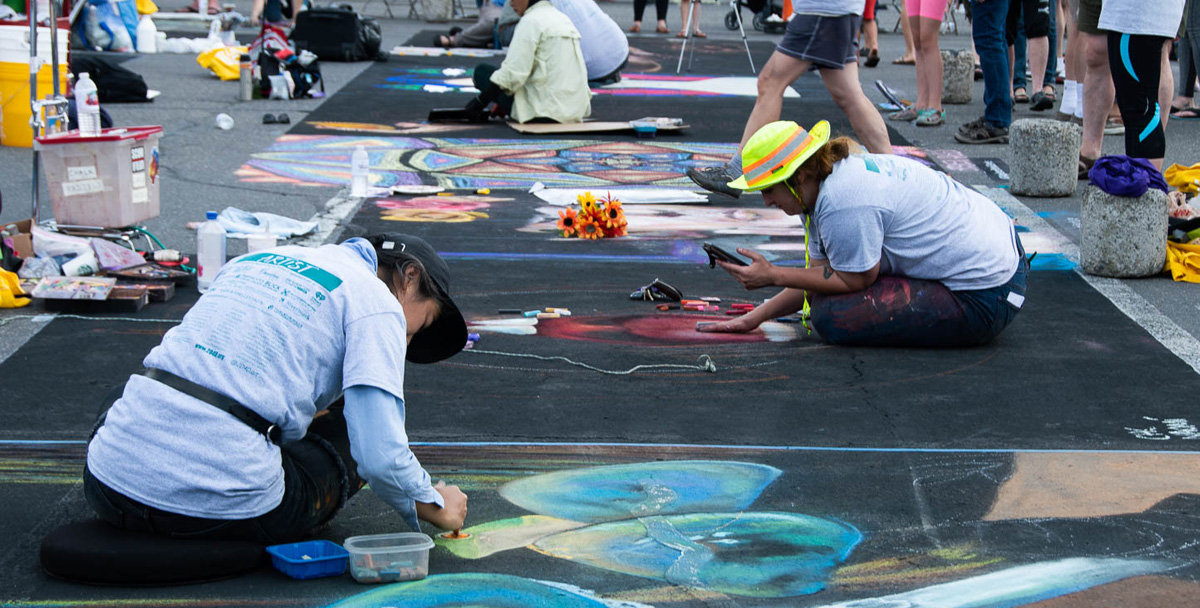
703;305;719;312
523;310;542;317
537;312;561;319
437;191;454;196
476;188;490;195
725;310;745;315
699;297;721;302
498;308;522;314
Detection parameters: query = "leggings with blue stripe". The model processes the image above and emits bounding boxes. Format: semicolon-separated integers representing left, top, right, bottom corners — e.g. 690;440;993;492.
1107;32;1168;160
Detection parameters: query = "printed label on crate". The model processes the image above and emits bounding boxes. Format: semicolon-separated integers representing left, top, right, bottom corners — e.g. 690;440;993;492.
132;171;146;189
67;165;98;181
62;179;105;197
131;146;145;162
131;159;146;173
131;187;149;204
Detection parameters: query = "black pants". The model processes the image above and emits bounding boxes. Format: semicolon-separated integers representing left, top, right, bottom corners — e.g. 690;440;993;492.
634;0;668;22
1004;0;1049;46
1108;31;1169;159
84;397;362;545
472;63;515;118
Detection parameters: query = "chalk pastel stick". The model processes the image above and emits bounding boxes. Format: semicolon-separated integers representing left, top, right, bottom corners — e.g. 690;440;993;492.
523;310;542;317
537;312;561;319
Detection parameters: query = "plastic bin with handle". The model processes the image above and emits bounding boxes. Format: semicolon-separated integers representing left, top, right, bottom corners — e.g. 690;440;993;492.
34;126;162;228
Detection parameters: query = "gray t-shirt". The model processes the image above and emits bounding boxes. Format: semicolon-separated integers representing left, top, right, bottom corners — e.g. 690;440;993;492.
87;242;411;519
792;0;864;16
806;154;1019;292
1098;0;1184;37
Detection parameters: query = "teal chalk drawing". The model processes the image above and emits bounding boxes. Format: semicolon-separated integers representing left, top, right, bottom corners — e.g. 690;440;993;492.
813;557;1171;608
324;573;649;608
498;460;782;523
533;511;862;598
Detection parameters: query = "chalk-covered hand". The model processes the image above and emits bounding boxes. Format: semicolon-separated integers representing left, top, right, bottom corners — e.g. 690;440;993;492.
716;248;775;290
695;314;760;334
417;480;468;530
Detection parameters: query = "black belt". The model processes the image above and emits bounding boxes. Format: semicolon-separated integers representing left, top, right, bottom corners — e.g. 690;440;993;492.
139;368;283;446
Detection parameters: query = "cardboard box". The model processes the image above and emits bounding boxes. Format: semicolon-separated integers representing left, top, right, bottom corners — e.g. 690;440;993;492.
2;219;33;259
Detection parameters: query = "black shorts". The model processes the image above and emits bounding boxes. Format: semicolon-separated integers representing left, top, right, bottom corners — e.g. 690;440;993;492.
776;13;863;69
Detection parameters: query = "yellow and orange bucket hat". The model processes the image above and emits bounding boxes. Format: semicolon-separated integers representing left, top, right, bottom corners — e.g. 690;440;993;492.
727;120;830;192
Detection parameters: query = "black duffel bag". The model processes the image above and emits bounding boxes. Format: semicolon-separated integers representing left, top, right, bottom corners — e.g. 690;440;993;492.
291;4;384;62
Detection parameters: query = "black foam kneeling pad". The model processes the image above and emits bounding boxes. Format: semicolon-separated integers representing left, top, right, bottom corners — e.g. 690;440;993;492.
40;519;265;586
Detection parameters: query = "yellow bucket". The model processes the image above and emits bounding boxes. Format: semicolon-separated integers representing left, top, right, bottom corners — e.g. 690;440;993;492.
0;61;69;148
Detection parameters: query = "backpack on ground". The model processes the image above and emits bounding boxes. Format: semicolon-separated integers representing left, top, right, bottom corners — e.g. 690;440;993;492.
291;4;384;62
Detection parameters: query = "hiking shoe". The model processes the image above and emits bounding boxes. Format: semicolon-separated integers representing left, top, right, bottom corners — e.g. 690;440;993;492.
915;109;945;127
1030;91;1054;111
687;166;742;198
889;106;920;121
955;122;1009;144
958;116;986;134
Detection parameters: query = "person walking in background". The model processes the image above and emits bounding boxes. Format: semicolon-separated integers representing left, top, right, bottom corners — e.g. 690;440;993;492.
1099;0;1184;169
957;0;1013;143
889;0;949;126
686;0;893;198
1171;0;1200;119
677;0;705;37
630;0;668;33
1006;0;1055;111
861;0;881;67
895;1;918;64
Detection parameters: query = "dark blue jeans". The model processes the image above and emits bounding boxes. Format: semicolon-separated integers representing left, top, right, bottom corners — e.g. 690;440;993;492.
972;0;1013;128
84;402;361;545
810;235;1028;347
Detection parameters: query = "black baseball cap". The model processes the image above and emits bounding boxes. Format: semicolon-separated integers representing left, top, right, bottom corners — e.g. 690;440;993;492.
363;233;467;364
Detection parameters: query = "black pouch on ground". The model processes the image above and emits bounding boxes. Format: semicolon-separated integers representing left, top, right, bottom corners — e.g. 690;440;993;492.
291;5;384;61
71;54;151;103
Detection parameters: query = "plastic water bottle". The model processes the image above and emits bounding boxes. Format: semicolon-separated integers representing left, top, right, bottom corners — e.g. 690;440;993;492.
136;16;158;53
74;73;101;137
350;145;370;197
196;211;227;293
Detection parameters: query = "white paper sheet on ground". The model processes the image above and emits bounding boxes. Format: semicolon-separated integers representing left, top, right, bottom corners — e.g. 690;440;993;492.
603;76;798;98
534;188;709;206
814;557;1171;608
390;46;506;58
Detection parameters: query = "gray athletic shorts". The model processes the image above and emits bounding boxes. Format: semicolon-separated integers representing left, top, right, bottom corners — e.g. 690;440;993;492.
1077;0;1101;34
776;13;863;69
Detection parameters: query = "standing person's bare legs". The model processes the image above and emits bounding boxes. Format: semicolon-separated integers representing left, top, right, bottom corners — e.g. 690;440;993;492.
677;0;703;36
820;61;895;152
896;2;917;63
1081;32;1113;164
1060;1;1084;119
912;15;945;123
1159;39;1174;133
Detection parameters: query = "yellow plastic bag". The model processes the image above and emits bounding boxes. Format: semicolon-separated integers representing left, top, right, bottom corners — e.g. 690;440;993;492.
0;267;30;309
197;45;248;81
1164;163;1200;195
1165;241;1200;283
136;0;158;15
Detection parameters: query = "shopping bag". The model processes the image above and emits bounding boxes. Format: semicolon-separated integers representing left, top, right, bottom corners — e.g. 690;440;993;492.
1165;241;1200;284
197;45;248;81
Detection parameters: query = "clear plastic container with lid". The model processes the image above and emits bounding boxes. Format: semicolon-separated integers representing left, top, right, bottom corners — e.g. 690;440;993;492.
343;532;434;584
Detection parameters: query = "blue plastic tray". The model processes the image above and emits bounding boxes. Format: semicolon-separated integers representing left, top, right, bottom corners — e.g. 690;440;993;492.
266;540;349;580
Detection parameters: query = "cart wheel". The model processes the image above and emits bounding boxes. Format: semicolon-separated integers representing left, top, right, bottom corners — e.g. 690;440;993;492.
725;10;738;30
753;13;765;31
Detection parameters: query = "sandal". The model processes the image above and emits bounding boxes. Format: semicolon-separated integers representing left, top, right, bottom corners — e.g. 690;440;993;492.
1078;155;1096;180
892;56;915;65
954;122;1009;144
864;49;880;68
915;108;945;127
888;106;920;121
1171;107;1200;120
974;64;983;80
693;31;706;38
1013;88;1029;103
676;31;687;38
630;22;641;32
656;23;669;33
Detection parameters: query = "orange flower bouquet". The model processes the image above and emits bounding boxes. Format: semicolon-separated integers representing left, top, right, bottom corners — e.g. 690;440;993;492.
557;191;627;239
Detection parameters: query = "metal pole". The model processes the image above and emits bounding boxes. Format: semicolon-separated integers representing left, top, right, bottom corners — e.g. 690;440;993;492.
49;0;60;97
29;12;39;223
732;0;756;74
675;0;696;74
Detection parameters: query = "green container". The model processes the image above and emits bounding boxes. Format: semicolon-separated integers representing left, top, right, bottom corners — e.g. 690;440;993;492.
1;0;25;13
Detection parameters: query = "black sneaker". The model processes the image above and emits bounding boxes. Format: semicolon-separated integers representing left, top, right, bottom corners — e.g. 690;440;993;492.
955;121;1009;144
687;166;742;198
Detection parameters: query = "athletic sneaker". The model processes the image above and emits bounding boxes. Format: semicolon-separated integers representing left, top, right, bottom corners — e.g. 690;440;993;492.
1103;118;1125;136
686;166;742;198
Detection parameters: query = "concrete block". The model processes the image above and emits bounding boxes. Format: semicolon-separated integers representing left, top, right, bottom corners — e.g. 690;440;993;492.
1080;184;1169;278
941;49;973;104
1009;118;1081;197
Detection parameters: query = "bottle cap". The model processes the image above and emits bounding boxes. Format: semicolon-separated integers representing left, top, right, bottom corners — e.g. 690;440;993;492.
206;211;219;220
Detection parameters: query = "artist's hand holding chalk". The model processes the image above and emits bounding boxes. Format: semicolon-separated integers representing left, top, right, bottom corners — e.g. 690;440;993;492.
716;248;775;290
417;480;468;530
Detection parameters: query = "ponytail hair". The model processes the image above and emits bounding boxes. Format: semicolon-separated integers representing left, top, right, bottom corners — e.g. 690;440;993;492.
796;136;862;182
